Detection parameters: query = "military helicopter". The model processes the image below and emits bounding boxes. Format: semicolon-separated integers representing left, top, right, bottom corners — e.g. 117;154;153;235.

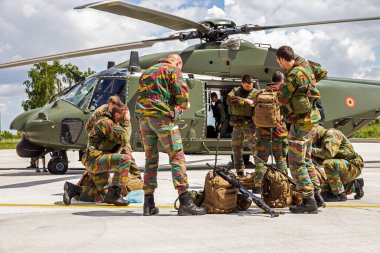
1;0;380;174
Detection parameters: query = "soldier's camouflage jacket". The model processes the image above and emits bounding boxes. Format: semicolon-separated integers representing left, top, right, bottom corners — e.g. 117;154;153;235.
227;86;259;125
312;128;364;168
86;104;131;136
279;56;322;125
83;116;129;163
135;58;189;119
85;104;132;152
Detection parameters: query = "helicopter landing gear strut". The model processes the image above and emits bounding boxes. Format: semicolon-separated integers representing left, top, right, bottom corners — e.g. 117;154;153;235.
47;150;69;175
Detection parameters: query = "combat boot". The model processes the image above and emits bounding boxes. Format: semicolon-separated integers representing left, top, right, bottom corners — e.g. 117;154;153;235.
104;186;129;206
178;191;206;216
354;178;364;199
289;196;318;214
324;192;347;202
143;194;159;216
314;189;326;208
63;181;81;205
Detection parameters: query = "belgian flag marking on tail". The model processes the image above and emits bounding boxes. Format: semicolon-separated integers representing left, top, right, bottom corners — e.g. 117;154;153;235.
345;96;356;109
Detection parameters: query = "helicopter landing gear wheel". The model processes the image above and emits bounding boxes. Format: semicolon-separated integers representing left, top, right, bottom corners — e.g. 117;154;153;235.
47;158;68;174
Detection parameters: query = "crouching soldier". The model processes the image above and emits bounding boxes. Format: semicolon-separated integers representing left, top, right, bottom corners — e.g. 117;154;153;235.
86;95;140;178
63;104;132;206
312;126;364;201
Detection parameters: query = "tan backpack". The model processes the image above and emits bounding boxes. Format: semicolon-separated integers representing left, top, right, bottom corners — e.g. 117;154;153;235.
236;172;256;190
202;171;238;214
262;168;292;208
254;90;282;128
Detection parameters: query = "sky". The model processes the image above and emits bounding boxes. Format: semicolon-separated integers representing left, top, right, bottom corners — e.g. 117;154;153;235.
1;0;380;131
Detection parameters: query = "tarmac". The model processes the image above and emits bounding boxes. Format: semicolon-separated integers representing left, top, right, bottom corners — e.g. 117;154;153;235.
0;142;379;253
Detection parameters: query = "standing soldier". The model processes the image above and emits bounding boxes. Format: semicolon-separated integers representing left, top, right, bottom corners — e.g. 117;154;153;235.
312;126;364;201
227;74;259;176
135;54;205;216
210;92;226;135
63;104;132;206
276;45;324;213
253;71;288;192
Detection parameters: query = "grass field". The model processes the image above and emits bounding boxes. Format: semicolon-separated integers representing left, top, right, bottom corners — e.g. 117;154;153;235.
0;139;20;149
354;120;380;138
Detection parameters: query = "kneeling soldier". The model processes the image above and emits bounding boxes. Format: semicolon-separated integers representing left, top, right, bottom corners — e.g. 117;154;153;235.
63;104;132;206
312;126;364;201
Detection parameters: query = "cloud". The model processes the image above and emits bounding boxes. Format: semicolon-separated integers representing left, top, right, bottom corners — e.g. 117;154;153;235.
224;0;380;78
0;0;220;131
205;5;225;19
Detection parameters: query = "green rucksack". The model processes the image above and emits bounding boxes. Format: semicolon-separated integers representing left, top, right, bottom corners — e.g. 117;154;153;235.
289;66;313;114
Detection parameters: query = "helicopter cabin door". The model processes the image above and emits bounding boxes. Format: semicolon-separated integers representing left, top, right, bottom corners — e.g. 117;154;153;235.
176;78;206;153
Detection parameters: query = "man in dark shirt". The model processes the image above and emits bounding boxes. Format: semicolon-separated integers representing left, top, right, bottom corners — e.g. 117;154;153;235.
211;92;226;134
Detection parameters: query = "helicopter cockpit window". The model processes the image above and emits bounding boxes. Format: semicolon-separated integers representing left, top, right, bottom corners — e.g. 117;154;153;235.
89;78;126;110
61;76;97;110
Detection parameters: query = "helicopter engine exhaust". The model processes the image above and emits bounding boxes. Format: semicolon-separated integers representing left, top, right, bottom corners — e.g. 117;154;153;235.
16;135;45;158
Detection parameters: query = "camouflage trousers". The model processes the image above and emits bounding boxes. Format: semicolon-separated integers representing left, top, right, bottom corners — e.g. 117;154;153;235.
231;123;256;173
254;137;288;188
78;157;140;202
139;117;189;195
288;123;320;198
321;159;361;195
79;149;131;201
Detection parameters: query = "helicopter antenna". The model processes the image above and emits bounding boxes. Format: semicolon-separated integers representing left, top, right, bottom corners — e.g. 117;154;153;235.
128;51;141;73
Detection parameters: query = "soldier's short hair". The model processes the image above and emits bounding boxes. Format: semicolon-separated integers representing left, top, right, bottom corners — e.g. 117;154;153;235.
241;74;253;84
276;45;294;62
271;71;284;83
108;95;122;106
211;92;218;99
111;103;126;118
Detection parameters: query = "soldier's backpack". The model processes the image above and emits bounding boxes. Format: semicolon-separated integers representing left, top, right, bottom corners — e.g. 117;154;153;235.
254;90;282;128
289;66;313;115
202;171;238;214
262;168;293;208
236;172;256;190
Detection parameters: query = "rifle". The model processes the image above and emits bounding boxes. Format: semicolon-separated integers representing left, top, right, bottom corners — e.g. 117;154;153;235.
206;163;279;218
253;153;296;187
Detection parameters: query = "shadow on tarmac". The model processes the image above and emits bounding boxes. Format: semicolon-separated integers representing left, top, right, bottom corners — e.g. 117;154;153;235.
72;210;141;217
0;170;84;176
0;175;78;189
72;210;176;217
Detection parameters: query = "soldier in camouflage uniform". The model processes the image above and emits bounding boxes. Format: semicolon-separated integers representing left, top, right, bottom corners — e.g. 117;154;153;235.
276;45;325;213
135;54;205;216
226;74;259;176
253;71;288;191
63;104;131;206
85;96;140;178
312;126;364;201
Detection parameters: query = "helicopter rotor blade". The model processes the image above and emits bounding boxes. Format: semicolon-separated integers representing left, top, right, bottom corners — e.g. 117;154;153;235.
0;36;180;69
247;16;380;32
75;0;209;32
